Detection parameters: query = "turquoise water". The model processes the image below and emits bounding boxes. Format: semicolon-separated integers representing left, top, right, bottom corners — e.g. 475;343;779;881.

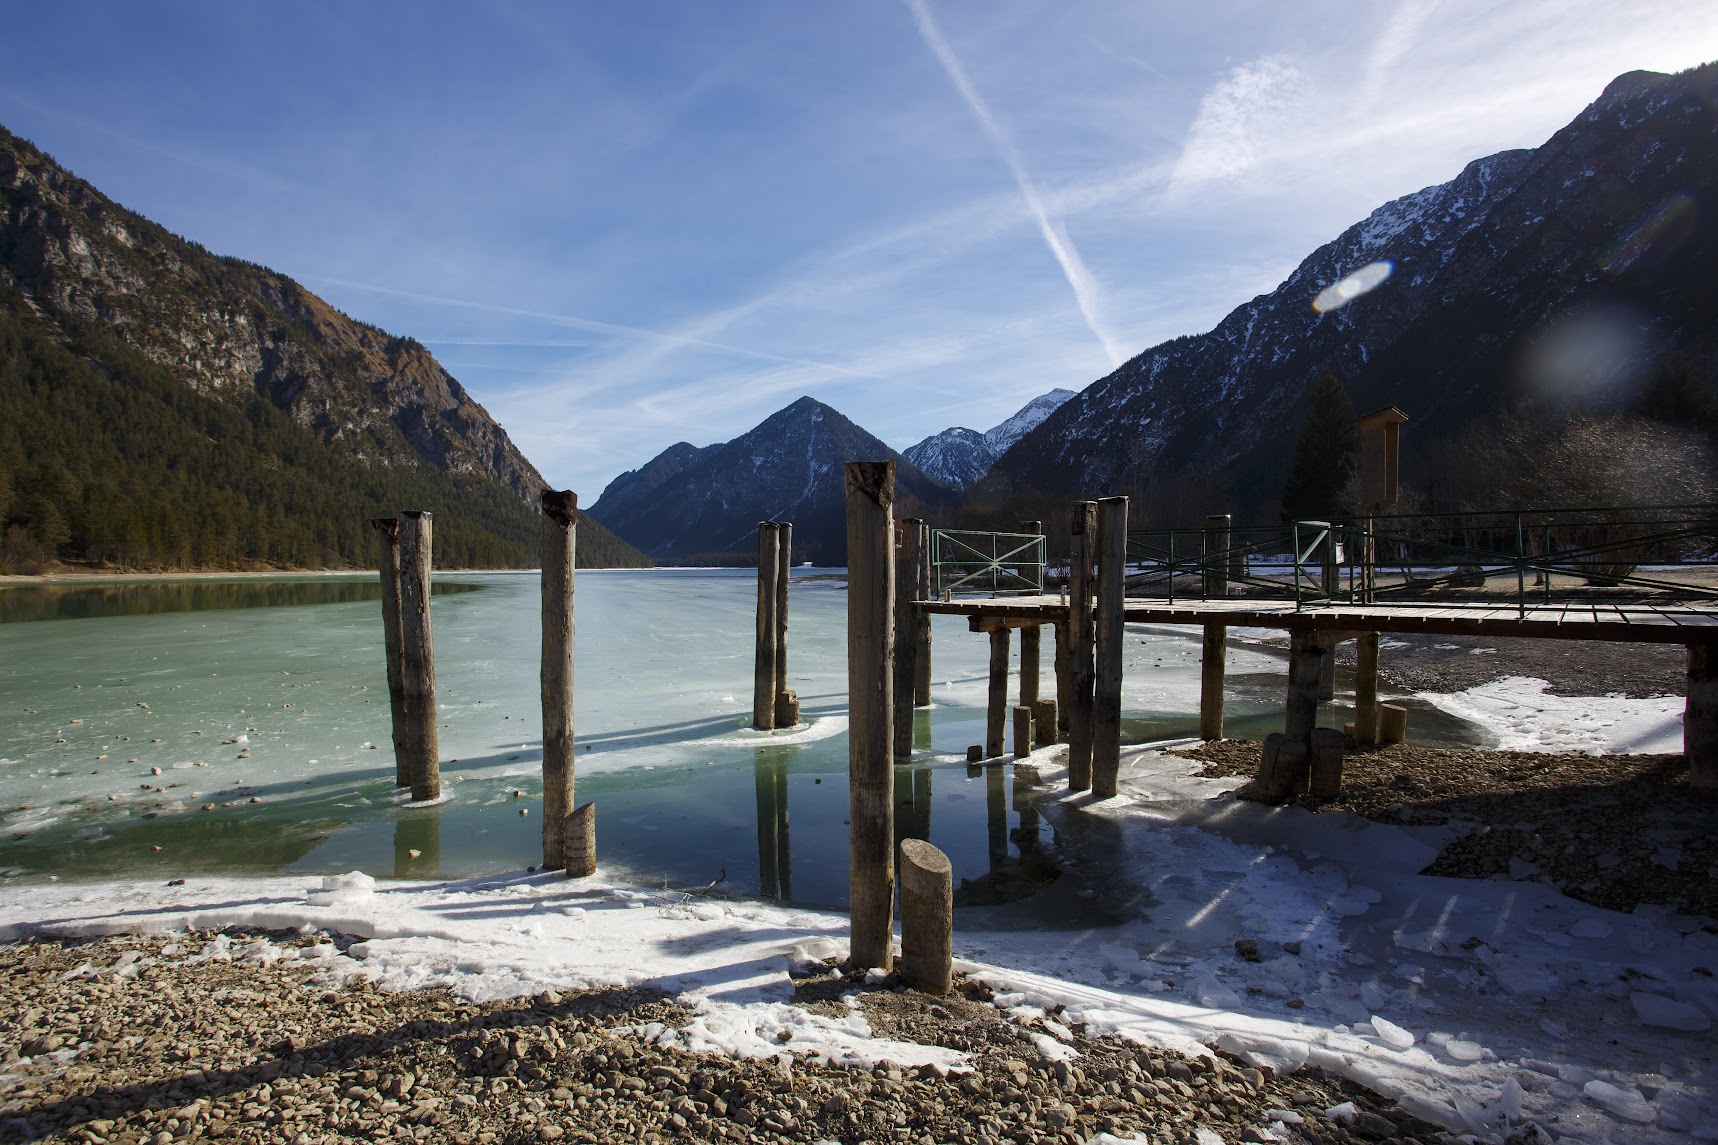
0;570;1481;905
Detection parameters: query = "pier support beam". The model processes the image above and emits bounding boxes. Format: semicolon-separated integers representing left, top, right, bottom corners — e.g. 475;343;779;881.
1067;502;1097;790
1092;496;1128;798
397;510;440;803
893;520;922;757
1354;632;1380;746
754;524;782;730
1318;630;1338;702
986;628;1011;759
1687;644;1715;792
1013;704;1033;759
370;517;409;787
1054;621;1071;737
845;461;896;972
1200;623;1227;741
540;490;579;871
913;521;934;707
1284;628;1327;750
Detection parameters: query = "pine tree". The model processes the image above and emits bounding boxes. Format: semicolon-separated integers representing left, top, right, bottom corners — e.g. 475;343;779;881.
1281;369;1360;520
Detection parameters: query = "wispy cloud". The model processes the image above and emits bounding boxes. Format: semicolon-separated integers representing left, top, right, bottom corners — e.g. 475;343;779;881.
1167;56;1309;194
901;0;1125;369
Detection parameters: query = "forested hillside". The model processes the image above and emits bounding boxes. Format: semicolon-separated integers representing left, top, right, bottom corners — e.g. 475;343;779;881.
0;301;647;572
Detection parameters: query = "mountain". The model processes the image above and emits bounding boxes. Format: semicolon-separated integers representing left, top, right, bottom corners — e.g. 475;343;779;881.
982;65;1718;514
0;125;648;570
588;396;951;564
904;388;1077;489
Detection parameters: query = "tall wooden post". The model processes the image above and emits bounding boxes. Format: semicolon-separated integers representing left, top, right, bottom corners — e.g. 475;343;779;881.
986;627;1011;759
1021;520;1044;709
754;524;781;730
845;461;896;971
1067;502;1097;790
1689;644;1716;792
1199;514;1229;741
1355;632;1381;745
397;510;440;802
893;521;922;758
1092;497;1128;797
540;490;578;870
371;517;409;787
913;522;933;707
774;522;793;724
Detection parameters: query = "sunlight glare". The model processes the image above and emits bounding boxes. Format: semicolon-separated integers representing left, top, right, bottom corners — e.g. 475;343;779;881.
1312;261;1394;313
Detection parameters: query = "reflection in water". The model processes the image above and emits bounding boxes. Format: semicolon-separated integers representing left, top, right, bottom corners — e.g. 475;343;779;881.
0;579;480;624
985;764;1008;871
754;747;792;900
394;811;442;878
957;760;1059;907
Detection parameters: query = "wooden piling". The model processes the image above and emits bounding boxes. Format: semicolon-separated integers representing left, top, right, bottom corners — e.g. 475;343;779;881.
370;517;409;787
986;627;1011;759
396;510;440;803
1309;727;1345;798
564;801;596;877
1033;698;1057;748
1092;496;1128;798
1067;502;1097;790
540;490;578;870
1253;734;1307;804
1355;632;1380;745
754;524;781;730
1380;702;1408;745
774;522;793;726
893;521;922;758
845;460;896;972
913;522;933;707
1318;630;1338;702
898;838;953;995
1689;644;1716;792
1284;628;1326;749
1199;624;1227;742
776;690;801;728
1203;514;1231;598
1020;626;1042;710
1013;704;1033;759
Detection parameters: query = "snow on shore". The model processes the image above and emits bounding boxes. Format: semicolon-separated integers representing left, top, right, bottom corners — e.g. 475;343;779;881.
3;734;1712;1143
1418;676;1685;755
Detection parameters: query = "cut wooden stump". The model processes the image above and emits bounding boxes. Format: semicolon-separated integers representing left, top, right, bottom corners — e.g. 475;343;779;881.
1013;704;1033;759
899;838;953;995
564;801;596;878
1380;702;1408;745
1309;727;1345;798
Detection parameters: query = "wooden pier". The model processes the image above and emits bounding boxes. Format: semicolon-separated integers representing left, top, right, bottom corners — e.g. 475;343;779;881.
921;593;1718;793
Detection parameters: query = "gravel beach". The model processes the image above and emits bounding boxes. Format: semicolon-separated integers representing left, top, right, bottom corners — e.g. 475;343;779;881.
0;933;1450;1145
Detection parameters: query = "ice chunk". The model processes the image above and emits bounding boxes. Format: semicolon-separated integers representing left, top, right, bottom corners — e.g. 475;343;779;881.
1501;1076;1526;1123
1324;1101;1358;1123
1509;857;1541;879
1631;991;1712;1031
1569;917;1612;940
1361;981;1388;1010
1538;1018;1568;1039
1370;1015;1415;1049
307;870;376;907
1582;1079;1655;1123
1444;1039;1484;1061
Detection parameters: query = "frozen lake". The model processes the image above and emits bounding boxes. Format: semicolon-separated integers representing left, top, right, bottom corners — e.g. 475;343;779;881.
0;569;1482;903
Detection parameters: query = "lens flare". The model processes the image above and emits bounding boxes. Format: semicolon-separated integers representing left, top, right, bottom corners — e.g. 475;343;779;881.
1311;261;1393;313
1600;194;1696;275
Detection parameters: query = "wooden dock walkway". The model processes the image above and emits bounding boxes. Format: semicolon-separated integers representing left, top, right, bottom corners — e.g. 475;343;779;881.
919;594;1718;644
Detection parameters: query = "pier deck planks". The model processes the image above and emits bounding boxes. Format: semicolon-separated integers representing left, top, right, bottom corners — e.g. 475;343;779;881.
917;594;1718;644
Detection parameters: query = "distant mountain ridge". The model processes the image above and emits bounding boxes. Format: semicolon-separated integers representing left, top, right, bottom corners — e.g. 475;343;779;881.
904;388;1076;489
587;396;950;564
982;65;1718;509
0;124;648;570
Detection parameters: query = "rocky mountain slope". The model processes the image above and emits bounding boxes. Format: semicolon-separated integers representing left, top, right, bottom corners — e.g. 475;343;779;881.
0;125;646;569
588;397;951;564
904;388;1076;489
983;65;1718;510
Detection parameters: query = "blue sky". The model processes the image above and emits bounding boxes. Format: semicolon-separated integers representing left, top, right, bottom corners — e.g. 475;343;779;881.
5;2;1717;498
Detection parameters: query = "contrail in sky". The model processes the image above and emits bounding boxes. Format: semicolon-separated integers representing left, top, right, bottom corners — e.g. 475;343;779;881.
902;0;1125;368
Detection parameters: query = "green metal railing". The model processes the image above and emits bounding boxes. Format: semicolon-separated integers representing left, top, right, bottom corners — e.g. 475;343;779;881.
930;529;1046;598
1124;504;1718;613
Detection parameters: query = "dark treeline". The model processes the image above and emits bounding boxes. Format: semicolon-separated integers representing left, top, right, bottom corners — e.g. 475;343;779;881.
0;309;648;573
